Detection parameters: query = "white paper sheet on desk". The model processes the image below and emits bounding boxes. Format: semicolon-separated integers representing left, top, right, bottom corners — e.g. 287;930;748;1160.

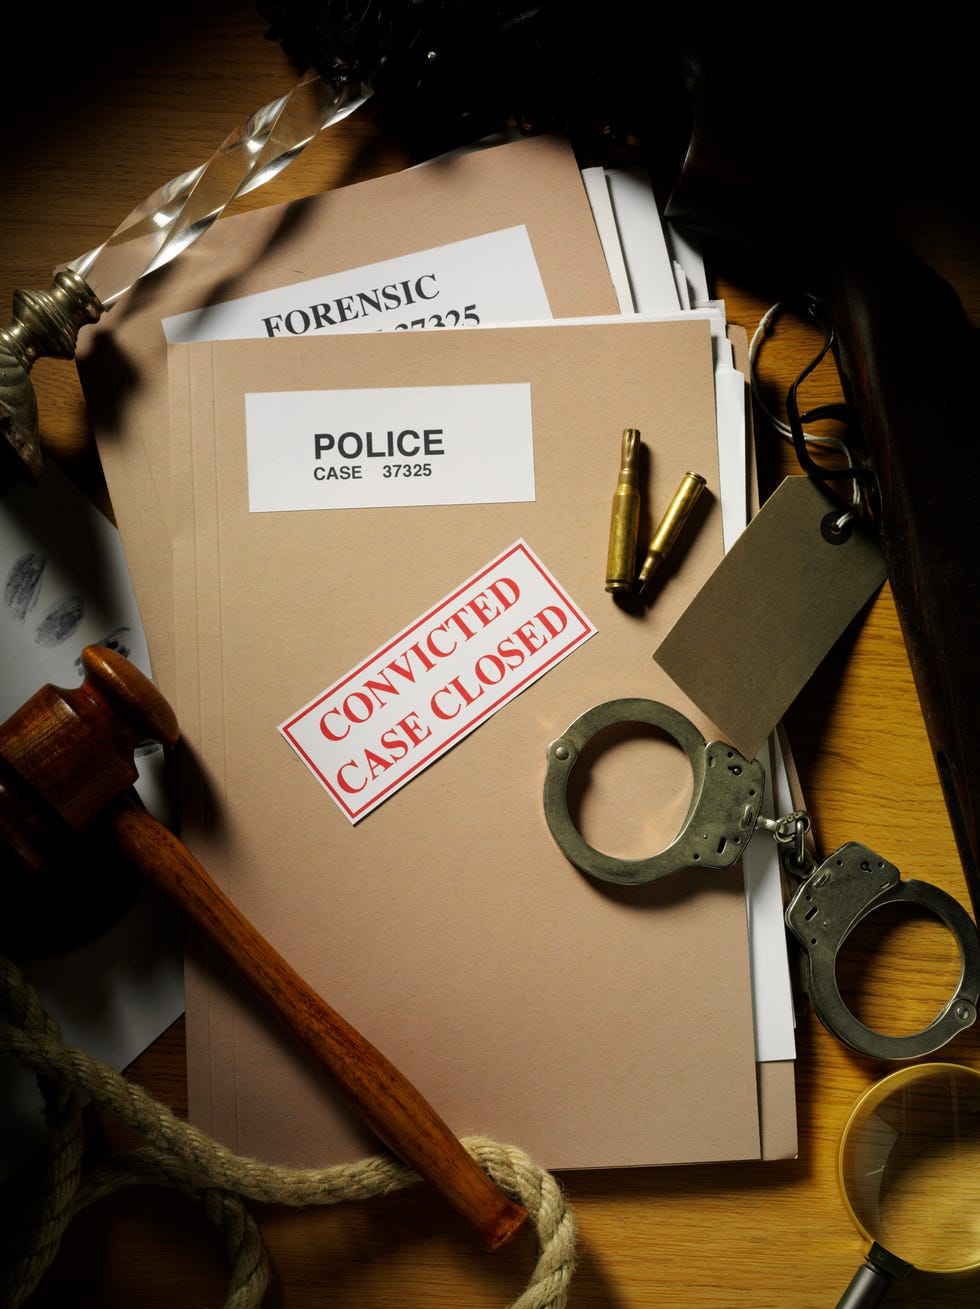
0;462;184;1180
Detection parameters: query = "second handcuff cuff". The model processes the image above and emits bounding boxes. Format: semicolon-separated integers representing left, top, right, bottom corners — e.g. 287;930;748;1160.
543;697;980;1061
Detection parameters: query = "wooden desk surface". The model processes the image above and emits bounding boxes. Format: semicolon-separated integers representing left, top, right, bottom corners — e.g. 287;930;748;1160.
3;5;979;1305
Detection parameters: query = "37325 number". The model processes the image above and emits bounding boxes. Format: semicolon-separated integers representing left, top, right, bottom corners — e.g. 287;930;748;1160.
394;305;480;330
382;464;433;477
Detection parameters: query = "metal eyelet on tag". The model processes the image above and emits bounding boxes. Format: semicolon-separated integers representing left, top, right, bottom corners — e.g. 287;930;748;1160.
786;842;980;1060
543;697;766;885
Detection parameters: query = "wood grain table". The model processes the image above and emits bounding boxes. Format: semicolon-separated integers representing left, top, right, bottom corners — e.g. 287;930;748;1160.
3;5;978;1305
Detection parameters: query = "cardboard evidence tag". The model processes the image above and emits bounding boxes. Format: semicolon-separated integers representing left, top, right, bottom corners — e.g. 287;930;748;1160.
653;476;887;759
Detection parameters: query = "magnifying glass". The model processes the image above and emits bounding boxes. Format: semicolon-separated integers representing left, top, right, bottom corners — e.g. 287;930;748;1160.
835;1062;980;1306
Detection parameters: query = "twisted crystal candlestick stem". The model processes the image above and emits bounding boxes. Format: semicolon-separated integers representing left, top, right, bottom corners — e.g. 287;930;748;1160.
0;70;372;490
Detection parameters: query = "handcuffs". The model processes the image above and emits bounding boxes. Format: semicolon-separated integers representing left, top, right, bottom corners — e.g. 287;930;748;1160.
544;697;980;1061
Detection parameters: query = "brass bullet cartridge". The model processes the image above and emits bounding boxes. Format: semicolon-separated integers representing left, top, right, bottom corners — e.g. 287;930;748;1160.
637;472;707;591
604;428;641;594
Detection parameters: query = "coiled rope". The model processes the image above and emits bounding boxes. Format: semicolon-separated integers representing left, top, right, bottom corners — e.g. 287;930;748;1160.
0;954;576;1308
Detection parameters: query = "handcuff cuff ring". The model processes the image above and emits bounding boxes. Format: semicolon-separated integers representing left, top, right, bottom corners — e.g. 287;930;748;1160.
543;697;766;886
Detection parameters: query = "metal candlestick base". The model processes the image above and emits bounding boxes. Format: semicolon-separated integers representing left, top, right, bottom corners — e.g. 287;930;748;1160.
0;269;103;488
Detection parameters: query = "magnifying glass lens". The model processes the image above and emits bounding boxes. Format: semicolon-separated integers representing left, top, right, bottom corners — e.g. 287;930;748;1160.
838;1063;980;1274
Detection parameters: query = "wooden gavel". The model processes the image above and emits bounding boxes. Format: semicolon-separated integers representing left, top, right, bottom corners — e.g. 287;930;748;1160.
0;644;527;1251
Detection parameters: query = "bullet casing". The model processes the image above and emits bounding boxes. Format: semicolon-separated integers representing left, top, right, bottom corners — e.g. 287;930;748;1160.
605;428;641;593
637;471;707;589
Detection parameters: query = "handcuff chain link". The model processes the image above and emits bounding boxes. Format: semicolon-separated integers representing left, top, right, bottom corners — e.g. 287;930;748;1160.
756;809;815;877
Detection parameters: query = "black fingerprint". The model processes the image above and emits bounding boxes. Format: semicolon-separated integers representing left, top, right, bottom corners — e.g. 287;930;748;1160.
3;551;46;621
34;596;85;647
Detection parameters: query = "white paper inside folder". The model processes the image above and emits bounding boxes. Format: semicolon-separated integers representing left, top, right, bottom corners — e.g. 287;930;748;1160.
584;159;798;1065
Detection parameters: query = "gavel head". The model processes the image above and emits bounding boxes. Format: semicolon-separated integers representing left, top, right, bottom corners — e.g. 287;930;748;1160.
0;644;179;957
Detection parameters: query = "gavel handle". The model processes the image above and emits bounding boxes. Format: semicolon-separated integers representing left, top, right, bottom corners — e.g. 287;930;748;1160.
106;792;528;1251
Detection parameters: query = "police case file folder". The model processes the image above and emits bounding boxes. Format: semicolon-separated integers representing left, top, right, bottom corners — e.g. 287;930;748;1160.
168;315;797;1172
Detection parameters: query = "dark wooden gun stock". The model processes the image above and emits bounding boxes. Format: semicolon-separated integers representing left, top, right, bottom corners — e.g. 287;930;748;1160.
661;17;980;917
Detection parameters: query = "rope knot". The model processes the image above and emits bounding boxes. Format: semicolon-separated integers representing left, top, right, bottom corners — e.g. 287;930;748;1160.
0;955;576;1307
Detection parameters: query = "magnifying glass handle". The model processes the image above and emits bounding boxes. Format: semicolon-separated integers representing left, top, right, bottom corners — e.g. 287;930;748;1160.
834;1262;894;1309
835;1245;913;1308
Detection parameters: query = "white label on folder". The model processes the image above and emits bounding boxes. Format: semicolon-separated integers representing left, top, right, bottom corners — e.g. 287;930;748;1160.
162;226;551;343
244;382;534;512
279;540;595;822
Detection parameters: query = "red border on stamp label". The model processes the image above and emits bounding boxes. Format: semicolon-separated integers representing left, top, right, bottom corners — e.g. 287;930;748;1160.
279;539;595;821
